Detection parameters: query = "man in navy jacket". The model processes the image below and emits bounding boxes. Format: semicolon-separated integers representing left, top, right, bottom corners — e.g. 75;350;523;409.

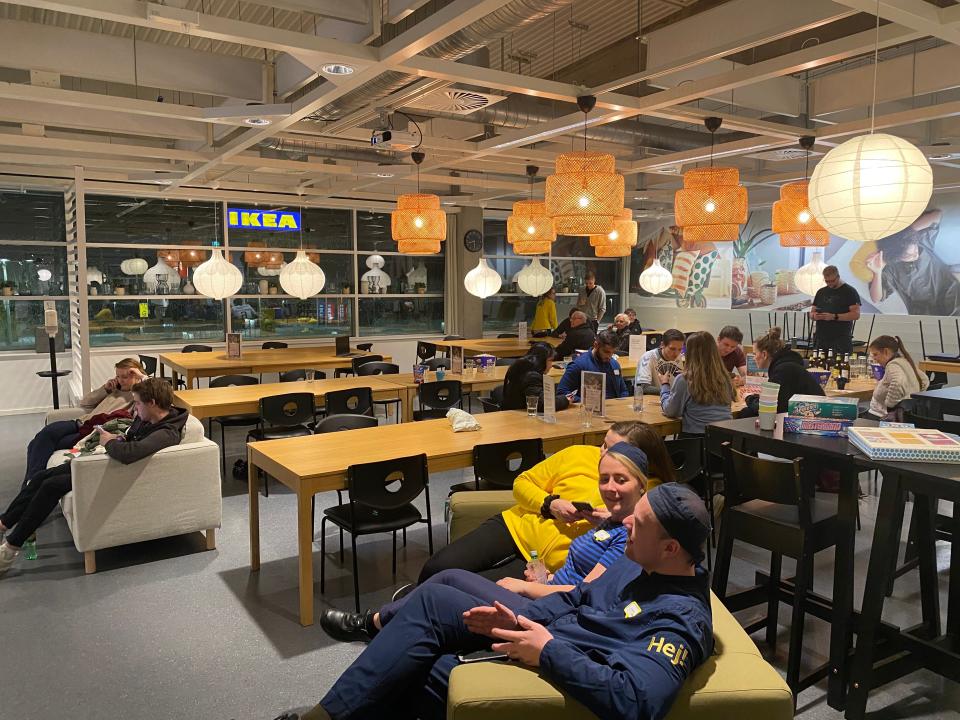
274;484;713;720
557;329;630;401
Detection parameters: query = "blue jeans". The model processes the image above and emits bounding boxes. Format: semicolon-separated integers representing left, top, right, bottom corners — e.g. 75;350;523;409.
24;420;80;486
378;568;531;626
318;583;530;720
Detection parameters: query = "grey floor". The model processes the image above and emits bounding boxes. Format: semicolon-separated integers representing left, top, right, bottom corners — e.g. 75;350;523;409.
0;411;957;720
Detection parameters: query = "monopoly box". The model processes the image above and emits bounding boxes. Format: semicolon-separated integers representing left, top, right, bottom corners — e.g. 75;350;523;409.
787;394;859;421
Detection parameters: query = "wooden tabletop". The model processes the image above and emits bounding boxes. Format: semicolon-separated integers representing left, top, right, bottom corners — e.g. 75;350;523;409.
919;360;960;375
430;336;561;357
174;376;407;420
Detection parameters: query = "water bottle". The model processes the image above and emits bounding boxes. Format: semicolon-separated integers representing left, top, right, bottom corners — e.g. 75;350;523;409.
23;534;37;561
527;550;548;584
633;365;643;413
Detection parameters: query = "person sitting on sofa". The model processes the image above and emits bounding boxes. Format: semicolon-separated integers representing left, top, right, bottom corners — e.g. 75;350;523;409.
22;358;147;487
0;378;189;576
320;439;666;643
272;483;713;720
500;342;569;413
557;330;630;401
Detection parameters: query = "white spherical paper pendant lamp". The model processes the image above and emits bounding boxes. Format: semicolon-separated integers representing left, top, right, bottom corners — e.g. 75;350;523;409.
463;258;501;299
638;259;673;295
794;251;828;297
808;133;932;242
516;257;554;297
193;248;242;300
280;250;326;299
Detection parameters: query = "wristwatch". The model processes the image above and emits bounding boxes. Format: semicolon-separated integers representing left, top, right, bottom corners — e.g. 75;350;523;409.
834;313;839;321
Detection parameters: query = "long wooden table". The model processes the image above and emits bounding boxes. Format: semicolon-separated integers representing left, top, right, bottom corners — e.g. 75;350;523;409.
431;336;560;357
246;397;676;626
159;347;390;389
173;376;408;421
919;359;960;375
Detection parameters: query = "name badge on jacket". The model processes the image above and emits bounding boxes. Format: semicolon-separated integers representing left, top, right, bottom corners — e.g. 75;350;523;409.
593;529;611;542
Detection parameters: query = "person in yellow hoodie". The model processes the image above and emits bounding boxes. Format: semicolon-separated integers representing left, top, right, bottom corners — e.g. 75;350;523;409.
415;420;675;583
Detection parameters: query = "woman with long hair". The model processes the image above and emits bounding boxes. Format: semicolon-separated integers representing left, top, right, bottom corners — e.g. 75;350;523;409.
531;287;558;332
659;331;735;436
500;342;569;412
738;327;823;417
866;335;929;419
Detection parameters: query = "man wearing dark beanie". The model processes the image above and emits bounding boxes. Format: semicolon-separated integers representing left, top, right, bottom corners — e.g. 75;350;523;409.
272;483;713;720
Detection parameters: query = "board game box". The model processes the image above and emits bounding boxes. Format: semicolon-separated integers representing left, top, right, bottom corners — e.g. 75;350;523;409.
787;394;859;421
783;416;854;437
847;426;960;463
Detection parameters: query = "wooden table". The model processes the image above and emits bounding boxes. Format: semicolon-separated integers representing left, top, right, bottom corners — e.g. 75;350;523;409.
174;376;408;421
246;400;676;626
159;347;390;389
382;358;641;422
431;336;560;358
919;359;960;375
824;378;877;401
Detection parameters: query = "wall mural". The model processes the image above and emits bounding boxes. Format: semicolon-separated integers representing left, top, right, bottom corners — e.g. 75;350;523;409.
634;194;960;316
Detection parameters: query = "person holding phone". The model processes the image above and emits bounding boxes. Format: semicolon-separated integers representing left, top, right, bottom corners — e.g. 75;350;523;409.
320;430;676;643
20;358;147;487
810;265;861;354
499;343;569;413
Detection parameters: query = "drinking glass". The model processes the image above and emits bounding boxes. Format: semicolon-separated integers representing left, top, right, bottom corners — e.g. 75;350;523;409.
526;395;539;417
305;369;316;383
580;403;593;428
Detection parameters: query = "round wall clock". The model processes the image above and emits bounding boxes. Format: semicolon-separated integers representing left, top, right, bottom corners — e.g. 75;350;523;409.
463;229;483;253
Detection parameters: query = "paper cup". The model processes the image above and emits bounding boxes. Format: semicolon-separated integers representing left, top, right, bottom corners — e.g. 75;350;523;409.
758;410;777;431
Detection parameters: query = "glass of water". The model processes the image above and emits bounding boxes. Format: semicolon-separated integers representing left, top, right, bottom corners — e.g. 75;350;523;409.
526;395;539;417
305;369;316;383
580;403;593;428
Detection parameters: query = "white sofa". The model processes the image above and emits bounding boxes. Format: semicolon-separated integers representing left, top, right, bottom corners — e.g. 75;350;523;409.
45;408;222;573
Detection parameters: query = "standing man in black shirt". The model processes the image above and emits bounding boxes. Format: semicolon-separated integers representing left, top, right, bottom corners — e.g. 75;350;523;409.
811;265;861;354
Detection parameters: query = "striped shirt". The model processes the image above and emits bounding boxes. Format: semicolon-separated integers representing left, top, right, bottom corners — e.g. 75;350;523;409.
550;519;628;586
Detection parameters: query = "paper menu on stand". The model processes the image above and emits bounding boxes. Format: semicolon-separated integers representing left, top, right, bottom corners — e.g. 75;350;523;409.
226;332;242;359
451;346;464;375
628;334;645;362
581;371;606;418
542;374;557;424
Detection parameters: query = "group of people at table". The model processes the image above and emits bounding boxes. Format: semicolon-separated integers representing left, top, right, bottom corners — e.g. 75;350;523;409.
0;265;937;719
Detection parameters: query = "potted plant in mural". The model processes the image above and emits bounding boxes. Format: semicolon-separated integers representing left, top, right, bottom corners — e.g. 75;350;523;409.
731;213;776;301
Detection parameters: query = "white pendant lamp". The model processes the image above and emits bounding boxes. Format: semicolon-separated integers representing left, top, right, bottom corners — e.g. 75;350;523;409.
463;258;501;299
794;251;827;296
280;250;326;299
120;258;149;276
142;258;176;293
193;248;242;300
638;259;673;295
517;257;554;296
37;268;52;282
807;7;932;242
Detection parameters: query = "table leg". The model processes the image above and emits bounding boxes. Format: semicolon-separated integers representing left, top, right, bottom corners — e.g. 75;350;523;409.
402;386;415;423
913;494;942;637
297;487;314;626
172;370;180;387
948;502;960;638
827;463;857;708
248;448;260;571
845;471;903;720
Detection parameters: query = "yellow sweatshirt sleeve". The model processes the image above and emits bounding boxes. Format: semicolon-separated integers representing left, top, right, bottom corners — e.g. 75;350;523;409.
511;448;570;513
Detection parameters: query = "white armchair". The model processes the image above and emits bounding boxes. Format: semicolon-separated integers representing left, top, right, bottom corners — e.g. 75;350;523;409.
45;409;222;573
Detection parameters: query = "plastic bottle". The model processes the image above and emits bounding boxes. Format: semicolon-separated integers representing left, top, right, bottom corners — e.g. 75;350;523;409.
22;534;37;561
526;550;548;583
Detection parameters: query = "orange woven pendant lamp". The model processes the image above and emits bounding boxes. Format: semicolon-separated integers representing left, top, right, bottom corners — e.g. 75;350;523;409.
674;117;747;242
508;165;555;255
545;95;624;236
392;151;446;254
772;136;829;247
589;208;637;257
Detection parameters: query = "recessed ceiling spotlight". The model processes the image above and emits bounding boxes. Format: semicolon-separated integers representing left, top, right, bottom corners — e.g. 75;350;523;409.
322;63;355;76
244;117;272;126
633;195;649;200
375;172;395;178
154;178;174;185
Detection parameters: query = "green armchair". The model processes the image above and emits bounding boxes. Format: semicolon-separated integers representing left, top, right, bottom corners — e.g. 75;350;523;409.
444;491;794;720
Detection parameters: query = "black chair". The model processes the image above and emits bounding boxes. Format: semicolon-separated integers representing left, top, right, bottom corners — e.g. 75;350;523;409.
490;385;504;407
314;414;378;433
479;398;501;413
417;341;437;363
335;354;384;379
357;362;402;422
182;344;213;353
138;354;158;376
322;387;374;418
424;357;450;371
261;341;288;349
450;438;544;493
279;369;327;383
321;454;433;612
208;375;260;476
712;443;843;702
443;335;464;341
497;333;519;338
357;343;374;352
664;436;711;569
246;393;315;496
414;380;462;421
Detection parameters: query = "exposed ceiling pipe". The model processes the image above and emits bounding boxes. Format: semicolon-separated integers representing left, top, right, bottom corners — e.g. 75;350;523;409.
259;138;401;164
307;0;576;122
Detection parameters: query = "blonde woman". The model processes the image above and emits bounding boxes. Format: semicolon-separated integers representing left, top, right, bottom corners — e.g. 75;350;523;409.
866;335;929;419
659;331;735;436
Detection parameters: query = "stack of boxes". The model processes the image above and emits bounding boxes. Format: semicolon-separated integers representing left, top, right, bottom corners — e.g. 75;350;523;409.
784;395;860;437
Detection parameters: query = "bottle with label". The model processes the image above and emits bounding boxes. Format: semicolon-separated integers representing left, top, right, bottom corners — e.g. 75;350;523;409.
839;354;850;382
827;350;837;376
809;350;822;369
526;550;548;584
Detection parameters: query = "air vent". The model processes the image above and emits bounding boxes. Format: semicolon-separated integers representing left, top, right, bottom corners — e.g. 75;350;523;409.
747;148;824;162
405;88;507;116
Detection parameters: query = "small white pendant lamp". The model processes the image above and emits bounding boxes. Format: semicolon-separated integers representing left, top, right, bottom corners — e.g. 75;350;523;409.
638;259;673;295
516;257;554;296
463;258;501;299
794;251;827;296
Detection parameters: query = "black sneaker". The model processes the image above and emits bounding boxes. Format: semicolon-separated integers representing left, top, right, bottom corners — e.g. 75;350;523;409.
320;608;376;643
391;582;415;602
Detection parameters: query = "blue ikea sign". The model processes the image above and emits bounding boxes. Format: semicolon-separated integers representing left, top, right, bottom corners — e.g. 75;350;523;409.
227;208;301;231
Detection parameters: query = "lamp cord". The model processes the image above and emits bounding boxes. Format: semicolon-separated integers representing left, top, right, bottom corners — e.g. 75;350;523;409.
870;0;880;134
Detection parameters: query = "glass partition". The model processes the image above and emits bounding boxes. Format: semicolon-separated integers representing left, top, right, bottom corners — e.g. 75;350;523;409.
87;297;224;347
0;299;70;351
232;296;352;340
358;297;444;336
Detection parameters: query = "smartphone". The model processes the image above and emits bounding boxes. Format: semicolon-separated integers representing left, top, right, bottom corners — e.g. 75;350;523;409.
94;424;104;433
457;649;509;664
572;501;594;513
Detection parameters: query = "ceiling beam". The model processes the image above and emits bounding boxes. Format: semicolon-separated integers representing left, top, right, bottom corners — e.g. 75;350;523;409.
832;0;960;47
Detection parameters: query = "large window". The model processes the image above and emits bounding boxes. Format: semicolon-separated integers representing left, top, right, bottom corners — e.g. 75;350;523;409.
481;219;622;334
0;190;69;350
